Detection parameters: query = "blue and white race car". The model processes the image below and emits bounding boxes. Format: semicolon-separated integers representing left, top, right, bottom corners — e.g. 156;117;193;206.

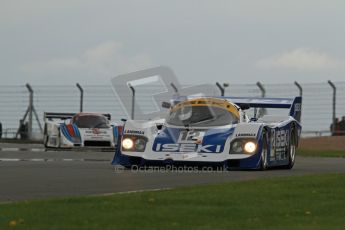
112;96;302;170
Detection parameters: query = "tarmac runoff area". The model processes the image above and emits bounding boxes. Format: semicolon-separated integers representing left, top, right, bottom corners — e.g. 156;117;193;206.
1;143;345;202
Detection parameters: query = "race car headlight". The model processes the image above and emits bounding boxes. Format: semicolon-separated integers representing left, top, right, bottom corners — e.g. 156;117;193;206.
243;141;257;154
135;138;146;151
122;138;134;150
231;140;243;153
230;139;257;155
121;135;148;152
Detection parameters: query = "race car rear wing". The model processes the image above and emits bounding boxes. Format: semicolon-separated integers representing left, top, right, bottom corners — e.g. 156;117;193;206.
44;112;75;121
224;96;302;122
44;112;112;121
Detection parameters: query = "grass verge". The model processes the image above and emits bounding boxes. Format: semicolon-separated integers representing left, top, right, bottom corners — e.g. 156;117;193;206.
1;173;345;230
298;149;345;158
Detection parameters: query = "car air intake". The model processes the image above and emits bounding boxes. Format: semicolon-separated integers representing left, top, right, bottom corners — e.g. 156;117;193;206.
84;141;111;147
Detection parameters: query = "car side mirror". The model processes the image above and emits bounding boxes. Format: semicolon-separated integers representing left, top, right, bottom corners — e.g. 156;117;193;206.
161;101;171;109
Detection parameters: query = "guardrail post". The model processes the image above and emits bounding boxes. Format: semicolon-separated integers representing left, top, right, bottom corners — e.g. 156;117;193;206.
128;83;135;120
294;81;303;122
328;80;336;134
256;81;266;97
26;83;33;138
16;84;42;139
216;82;229;96
294;81;303;97
76;83;84;112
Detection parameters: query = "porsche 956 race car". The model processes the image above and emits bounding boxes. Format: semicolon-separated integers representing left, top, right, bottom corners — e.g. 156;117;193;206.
112;96;302;170
44;112;121;149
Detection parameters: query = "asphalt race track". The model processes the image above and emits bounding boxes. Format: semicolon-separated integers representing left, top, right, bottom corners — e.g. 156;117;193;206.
1;143;345;202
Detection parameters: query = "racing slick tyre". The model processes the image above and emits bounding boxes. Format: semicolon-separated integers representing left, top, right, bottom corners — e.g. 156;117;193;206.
284;128;296;169
260;131;269;170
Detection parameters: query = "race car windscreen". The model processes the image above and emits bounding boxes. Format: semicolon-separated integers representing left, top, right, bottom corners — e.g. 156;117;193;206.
73;115;110;128
166;105;238;127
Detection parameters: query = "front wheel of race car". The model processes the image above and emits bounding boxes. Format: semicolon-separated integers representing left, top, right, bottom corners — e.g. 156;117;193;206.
259;131;268;170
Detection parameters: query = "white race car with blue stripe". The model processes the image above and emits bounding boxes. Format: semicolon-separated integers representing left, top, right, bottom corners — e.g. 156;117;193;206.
44;112;120;149
112;96;302;170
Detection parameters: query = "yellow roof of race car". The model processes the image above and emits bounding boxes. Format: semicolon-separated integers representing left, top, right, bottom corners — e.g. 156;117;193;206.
171;97;240;119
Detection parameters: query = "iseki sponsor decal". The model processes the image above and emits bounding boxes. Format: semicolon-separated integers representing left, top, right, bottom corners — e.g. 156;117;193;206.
155;130;222;153
154;143;222;153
